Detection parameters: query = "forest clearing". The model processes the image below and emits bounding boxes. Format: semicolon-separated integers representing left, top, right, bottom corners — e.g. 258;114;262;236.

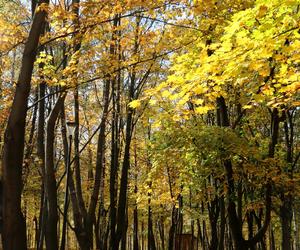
0;0;300;249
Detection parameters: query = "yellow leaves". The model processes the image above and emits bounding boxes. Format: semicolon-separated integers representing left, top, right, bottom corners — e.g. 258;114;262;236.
193;99;204;105
177;94;190;106
248;60;270;77
113;3;123;13
161;90;171;98
221;41;232;52
212;85;222;92
279;64;288;75
242;104;253;109
258;65;270;77
253;94;265;103
0;16;25;53
194;106;213;114
192;85;205;94
261;86;274;96
36;3;49;12
129;100;141;109
287;81;300;93
257;5;268;18
149;99;157;105
36;51;53;64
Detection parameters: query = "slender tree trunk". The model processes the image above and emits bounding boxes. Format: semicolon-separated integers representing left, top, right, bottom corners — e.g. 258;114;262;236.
197;219;203;249
109;16;120;250
216;97;274;249
247;212;254;250
280;197;293;250
60;135;72;250
85;77;110;249
280;111;294;250
121;206;128;250
159;215;165;250
109;76;119;249
208;196;219;250
167;164;176;250
294;204;300;250
133;188;139;250
37;81;46;250
45;93;66;250
218;196;225;250
216;97;245;249
60;104;85;250
148;198;156;250
2;1;48;249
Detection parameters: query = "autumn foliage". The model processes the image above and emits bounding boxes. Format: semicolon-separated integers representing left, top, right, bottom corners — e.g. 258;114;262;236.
0;0;299;249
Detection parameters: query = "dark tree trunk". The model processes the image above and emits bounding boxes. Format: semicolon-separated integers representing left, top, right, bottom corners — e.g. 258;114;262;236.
2;1;48;249
216;97;273;249
269;224;275;250
115;62;136;249
109;17;120;250
218;196;225;250
37;82;46;250
280;111;294;250
85;77;110;249
247;212;254;250
148;200;156;250
121;206;128;250
159;215;165;250
197;219;203;249
109;76;119;249
45;93;66;250
60;104;86;250
116;108;134;245
133;189;139;250
208;195;219;250
169;209;177;248
280;195;293;250
216;97;245;249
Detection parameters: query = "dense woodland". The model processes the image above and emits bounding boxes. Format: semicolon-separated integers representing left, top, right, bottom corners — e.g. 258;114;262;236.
0;0;300;249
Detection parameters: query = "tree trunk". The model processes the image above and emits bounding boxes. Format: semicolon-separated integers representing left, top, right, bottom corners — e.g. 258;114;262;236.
148;200;156;250
109;16;120;250
216;96;273;249
280;111;294;250
280;196;293;250
208;195;219;250
37;81;46;250
45;93;66;250
218;197;225;250
133;190;139;250
2;1;48;249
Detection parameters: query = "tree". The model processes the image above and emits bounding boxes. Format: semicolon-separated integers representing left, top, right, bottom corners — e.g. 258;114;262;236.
1;1;49;249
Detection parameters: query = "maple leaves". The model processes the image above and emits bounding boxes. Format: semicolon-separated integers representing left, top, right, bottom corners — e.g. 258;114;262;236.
1;0;300;248
0;0;28;54
128;0;300;228
211;0;300;108
146;0;300;118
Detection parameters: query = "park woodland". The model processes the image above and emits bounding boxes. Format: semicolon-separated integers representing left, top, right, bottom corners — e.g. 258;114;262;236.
0;0;300;249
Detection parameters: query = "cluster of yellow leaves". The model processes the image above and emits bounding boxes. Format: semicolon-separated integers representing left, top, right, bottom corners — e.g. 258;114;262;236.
0;14;26;53
205;0;300;108
147;0;300;120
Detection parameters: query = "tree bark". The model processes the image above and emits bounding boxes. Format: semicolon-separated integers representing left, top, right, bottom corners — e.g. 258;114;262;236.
109;16;120;250
45;93;66;250
280;110;294;250
133;186;139;250
2;1;48;249
37;81;46;250
216;96;273;249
